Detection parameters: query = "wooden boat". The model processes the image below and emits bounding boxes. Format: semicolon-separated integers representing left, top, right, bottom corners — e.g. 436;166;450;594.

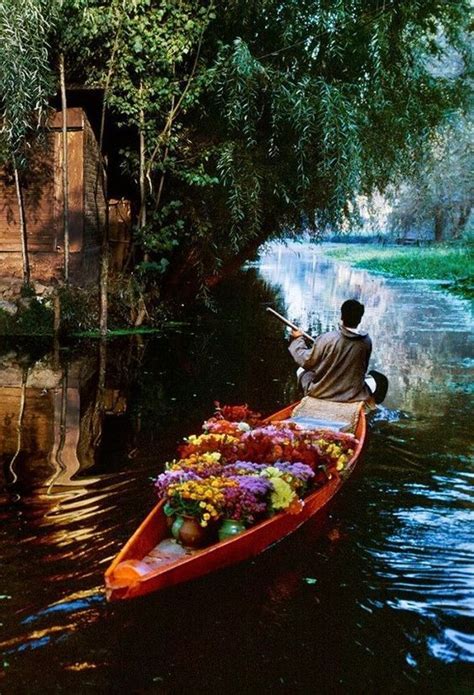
104;401;367;602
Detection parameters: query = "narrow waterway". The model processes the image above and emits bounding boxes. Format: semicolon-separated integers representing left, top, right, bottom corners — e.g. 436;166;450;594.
0;242;472;693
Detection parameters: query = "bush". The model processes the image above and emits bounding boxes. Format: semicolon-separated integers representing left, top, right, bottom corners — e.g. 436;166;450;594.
57;285;100;334
0;297;53;335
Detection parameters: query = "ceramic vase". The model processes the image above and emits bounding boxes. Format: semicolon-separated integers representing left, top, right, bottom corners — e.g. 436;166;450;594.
178;516;210;548
171;515;185;540
218;518;246;541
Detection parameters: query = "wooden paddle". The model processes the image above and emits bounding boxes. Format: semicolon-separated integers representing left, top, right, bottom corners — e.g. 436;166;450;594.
266;307;314;343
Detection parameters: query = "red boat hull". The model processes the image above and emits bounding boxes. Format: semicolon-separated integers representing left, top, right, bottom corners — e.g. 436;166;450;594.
104;402;366;601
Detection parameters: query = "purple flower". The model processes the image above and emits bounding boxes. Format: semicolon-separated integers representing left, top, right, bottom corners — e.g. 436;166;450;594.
222;484;268;523
223;461;266;476
273;462;314;483
154;469;198;497
229;475;272;497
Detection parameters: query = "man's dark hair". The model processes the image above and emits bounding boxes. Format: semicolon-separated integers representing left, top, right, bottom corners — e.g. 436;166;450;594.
341;299;364;328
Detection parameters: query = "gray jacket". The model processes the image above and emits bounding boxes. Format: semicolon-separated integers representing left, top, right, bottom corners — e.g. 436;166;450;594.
289;326;372;402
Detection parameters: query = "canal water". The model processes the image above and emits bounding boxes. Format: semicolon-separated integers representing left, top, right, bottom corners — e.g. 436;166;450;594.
0;242;472;693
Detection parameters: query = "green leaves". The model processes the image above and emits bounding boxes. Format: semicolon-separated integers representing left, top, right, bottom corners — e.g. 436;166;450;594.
0;0;54;167
216;38;267;147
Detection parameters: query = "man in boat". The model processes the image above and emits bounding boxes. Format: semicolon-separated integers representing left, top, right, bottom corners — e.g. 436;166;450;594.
289;299;373;402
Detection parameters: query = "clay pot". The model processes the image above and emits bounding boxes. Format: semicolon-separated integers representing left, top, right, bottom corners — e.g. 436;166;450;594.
178;516;210;548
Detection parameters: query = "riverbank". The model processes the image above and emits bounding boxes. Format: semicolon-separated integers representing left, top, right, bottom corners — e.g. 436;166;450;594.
0;280;171;337
322;242;474;298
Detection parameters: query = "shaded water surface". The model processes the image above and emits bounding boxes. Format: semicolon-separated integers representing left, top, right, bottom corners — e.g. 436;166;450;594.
0;242;472;693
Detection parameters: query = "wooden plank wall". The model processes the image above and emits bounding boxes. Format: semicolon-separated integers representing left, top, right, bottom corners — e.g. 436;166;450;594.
83;116;106;251
0;108;104;285
0;143;55;254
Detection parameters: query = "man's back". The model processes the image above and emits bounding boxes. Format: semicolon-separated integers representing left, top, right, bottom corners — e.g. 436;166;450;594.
289;326;372;402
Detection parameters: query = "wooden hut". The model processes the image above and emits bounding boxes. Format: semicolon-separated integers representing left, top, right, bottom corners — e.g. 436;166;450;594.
0;107;106;288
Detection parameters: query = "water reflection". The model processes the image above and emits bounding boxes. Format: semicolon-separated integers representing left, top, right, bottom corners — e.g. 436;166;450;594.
0;339;149;659
258;242;474;670
258;241;473;418
1;343;119;491
0;242;473;692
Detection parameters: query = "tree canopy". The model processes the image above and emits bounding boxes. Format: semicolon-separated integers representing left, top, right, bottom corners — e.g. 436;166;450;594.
1;0;471;298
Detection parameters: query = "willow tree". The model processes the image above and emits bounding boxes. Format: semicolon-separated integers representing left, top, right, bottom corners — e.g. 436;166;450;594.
193;0;470;287
0;0;53;286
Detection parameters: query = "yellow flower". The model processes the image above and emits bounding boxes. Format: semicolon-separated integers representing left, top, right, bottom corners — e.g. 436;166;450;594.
336;455;348;471
270;477;296;510
263;466;282;478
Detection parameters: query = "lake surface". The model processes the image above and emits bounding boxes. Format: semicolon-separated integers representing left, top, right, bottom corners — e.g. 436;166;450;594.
0;242;473;693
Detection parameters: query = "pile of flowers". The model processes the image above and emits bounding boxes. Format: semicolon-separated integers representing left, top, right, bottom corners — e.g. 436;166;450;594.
179;433;242;462
177;423;355;472
239;424;355;471
157;462;311;527
167;452;224;478
154;404;358;534
207;402;262;426
163;477;239;527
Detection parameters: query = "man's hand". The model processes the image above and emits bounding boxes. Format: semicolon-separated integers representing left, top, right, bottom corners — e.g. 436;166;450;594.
291;329;303;339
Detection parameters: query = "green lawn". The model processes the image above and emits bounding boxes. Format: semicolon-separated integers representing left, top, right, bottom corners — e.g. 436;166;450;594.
323;243;474;297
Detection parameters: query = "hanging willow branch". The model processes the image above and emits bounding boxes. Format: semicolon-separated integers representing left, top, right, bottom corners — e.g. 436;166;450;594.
0;0;53;285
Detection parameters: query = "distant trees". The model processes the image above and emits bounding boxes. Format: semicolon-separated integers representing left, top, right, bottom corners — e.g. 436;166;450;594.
387;115;472;241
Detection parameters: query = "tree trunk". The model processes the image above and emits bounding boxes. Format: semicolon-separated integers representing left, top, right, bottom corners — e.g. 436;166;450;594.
13;165;30;286
98;157;108;337
138;81;146;232
434;206;444;243
53;292;61;334
99;250;109;337
59;53;70;283
96;10;123;336
96;30;118;338
453;204;471;240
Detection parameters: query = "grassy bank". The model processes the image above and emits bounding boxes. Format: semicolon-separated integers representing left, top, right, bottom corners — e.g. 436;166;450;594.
323;243;474;298
0;281;171;336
